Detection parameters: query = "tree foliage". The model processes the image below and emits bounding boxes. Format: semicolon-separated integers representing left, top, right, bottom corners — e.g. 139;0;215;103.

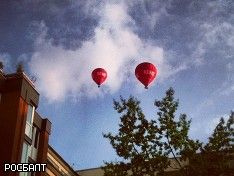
188;112;234;176
205;112;233;151
154;88;201;168
102;88;234;176
102;96;168;176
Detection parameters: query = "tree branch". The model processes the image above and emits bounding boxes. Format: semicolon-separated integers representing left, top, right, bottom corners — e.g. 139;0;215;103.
166;132;182;168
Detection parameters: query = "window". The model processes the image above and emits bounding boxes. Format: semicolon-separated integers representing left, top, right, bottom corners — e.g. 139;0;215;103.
21;142;27;163
21;142;31;163
20;142;34;176
25;105;35;139
20;172;32;176
21;104;37;176
31;126;39;160
32;126;39;149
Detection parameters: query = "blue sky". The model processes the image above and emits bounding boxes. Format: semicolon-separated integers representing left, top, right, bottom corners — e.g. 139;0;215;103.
0;0;233;170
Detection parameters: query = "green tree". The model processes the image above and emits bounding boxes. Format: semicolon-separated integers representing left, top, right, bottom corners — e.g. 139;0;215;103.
188;112;234;176
102;96;169;176
102;88;233;176
205;112;233;151
154;88;201;175
102;88;200;176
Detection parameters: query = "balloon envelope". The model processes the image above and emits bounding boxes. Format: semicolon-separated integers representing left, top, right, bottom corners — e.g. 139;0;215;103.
92;68;107;87
135;62;157;89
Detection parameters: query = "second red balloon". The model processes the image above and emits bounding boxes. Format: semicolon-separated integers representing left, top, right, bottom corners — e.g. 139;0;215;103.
135;62;157;89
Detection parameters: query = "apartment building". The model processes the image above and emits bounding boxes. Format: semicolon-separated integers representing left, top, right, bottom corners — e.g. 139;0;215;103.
46;146;79;176
0;69;79;176
77;167;104;176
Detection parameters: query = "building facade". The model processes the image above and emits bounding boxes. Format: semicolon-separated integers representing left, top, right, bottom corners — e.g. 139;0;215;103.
0;70;78;176
46;146;79;176
77;167;104;176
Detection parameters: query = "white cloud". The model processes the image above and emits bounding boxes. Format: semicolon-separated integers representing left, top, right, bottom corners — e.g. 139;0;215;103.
220;83;234;96
202;22;234;47
219;62;234;96
191;21;234;65
29;2;183;102
126;1;169;31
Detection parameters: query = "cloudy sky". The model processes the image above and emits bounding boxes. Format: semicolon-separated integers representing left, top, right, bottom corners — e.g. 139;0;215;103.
0;0;233;170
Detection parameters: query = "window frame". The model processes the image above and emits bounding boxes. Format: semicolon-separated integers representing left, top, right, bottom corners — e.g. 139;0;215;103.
25;104;35;139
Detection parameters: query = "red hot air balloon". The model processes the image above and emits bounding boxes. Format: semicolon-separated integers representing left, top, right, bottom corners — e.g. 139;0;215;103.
92;68;107;87
135;62;157;89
